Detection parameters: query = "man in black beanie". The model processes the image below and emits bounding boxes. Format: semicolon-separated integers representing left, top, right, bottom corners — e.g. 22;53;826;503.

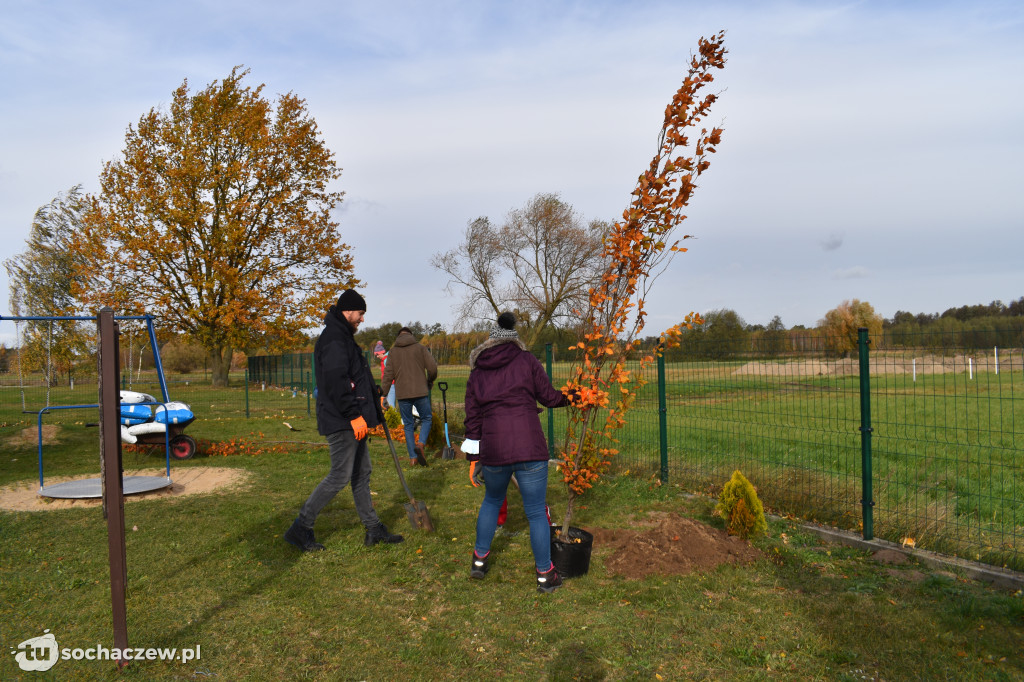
284;289;404;551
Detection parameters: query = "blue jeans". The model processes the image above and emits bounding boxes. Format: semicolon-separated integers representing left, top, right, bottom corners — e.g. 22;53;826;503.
475;460;551;572
398;395;432;459
297;430;381;531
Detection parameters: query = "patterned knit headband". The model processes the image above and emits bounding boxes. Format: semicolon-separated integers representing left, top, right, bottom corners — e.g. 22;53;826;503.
489;326;519;340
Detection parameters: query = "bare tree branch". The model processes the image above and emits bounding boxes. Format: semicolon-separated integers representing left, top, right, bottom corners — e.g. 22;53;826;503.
432;193;606;346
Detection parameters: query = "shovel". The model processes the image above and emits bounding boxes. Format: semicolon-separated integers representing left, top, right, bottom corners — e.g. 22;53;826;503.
380;416;435;532
438;381;456;460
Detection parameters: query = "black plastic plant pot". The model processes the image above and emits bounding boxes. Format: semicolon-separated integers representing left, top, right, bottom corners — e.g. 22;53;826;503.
550;525;594;578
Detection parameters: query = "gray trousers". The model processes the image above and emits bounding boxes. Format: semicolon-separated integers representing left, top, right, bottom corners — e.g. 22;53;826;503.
297;430;381;531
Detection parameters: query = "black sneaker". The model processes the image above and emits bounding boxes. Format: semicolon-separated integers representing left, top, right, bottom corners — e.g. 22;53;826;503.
536;565;562;593
470;552;490;579
364;523;405;546
284;520;325;552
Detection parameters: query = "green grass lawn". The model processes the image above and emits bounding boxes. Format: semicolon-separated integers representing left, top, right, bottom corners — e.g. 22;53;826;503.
2;412;1024;680
5;357;1024;570
3;352;1024;682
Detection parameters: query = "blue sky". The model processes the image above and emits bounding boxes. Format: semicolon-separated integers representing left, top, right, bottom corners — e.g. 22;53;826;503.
1;0;1022;344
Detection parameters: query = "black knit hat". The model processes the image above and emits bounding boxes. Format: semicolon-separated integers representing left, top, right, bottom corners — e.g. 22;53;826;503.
497;312;516;330
336;289;367;312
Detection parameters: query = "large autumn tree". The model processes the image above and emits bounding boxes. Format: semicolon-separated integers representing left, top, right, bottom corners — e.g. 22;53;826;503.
73;67;356;385
432;192;607;347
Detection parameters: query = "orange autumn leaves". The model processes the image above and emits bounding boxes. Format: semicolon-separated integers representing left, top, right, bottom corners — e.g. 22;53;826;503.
556;32;726;514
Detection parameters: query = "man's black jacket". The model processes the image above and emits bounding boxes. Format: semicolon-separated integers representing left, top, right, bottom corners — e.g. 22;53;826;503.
314;307;382;436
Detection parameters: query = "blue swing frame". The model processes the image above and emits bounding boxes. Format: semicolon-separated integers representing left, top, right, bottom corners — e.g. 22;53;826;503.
2;314;173;491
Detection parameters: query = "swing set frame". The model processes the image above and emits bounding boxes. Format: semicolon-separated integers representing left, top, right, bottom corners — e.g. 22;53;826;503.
2;312;180;496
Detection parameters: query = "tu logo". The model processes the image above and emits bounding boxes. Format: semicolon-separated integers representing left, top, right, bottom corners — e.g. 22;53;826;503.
11;630;59;672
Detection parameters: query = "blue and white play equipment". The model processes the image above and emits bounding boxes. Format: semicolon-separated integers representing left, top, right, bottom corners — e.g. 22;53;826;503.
1;313;197;498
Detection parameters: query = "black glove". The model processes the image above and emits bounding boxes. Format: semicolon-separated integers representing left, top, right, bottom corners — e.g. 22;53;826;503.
470;461;485;487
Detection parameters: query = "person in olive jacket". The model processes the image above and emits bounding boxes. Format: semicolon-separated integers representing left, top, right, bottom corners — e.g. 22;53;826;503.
462;312;569;593
381;327;438;466
284;290;404;552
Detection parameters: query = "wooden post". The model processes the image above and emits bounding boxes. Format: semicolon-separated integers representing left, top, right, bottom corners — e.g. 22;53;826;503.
98;308;129;661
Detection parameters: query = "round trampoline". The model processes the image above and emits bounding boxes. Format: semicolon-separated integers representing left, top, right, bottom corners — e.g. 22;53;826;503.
39;475;173;499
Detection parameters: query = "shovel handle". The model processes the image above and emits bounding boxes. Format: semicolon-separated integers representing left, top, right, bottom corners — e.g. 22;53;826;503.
381;418;417;504
437;381;449;420
373;384;417;504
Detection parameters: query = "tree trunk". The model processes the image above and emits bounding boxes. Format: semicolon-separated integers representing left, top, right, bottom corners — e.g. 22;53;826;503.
559;492;577;542
208;345;233;387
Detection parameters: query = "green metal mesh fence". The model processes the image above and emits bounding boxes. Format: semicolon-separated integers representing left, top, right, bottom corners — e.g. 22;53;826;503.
531;332;1024;570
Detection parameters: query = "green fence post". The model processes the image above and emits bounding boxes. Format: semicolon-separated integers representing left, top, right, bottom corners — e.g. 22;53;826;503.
306;371;311;416
858;327;874;540
244;368;250;419
658;347;668;484
546;343;554;459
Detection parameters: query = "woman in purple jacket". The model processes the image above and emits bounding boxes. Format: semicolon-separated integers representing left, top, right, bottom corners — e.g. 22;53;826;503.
463;312;569;593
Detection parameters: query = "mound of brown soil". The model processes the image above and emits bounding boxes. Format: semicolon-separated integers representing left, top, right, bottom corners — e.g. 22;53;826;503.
588;511;761;579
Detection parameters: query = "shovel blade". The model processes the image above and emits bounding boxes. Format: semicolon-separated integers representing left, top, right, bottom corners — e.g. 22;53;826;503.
404;500;435;532
441;446;456;461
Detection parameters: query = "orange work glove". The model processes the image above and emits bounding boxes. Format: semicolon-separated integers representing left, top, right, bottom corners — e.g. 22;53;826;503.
350;416;368;440
469;461;480;487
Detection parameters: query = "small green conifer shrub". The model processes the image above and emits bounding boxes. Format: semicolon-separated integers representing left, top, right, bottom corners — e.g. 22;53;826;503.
716;470;767;539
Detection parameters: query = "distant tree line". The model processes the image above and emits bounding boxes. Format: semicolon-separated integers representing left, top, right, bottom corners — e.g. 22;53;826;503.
7;295;1021;377
646;297;1024;361
888;298;1024;326
883;298;1024;350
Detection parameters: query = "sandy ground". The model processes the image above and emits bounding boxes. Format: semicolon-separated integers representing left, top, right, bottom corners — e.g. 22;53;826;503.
0;466;251;512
